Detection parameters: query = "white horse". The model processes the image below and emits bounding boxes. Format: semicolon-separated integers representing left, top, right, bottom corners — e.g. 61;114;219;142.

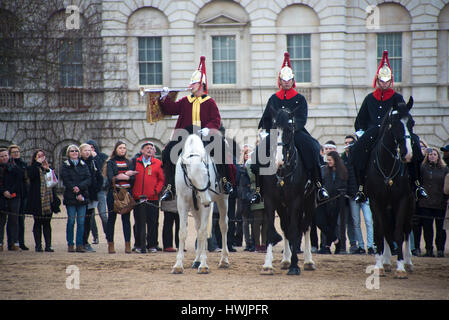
171;134;230;274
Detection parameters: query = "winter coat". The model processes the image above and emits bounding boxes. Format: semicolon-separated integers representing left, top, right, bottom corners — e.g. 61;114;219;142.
82;156;103;202
60;159;91;206
418;163;449;210
26;161;60;216
131;155;164;201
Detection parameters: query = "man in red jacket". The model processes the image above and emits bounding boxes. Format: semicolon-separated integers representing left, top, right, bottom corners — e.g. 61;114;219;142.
132;141;164;253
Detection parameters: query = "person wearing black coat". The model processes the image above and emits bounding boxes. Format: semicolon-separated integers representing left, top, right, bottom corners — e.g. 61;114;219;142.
1;147;24;251
86;139;109;243
315;151;348;254
80;144;103;252
61;145;91;253
8;145;29;250
26;150;60;252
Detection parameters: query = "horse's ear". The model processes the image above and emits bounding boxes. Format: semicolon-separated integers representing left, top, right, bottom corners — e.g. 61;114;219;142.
407;96;413;110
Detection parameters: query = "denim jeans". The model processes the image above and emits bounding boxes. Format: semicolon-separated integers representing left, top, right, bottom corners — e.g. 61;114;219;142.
66;205;86;246
349;199;374;249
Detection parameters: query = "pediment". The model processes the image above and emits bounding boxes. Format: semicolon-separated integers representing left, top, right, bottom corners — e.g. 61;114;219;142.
197;13;247;27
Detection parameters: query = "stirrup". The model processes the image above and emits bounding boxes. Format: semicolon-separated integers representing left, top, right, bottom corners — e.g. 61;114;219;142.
316;182;329;202
354;185;366;203
250;187;261;204
222;178;233;194
160;184;175;201
414;182;428;200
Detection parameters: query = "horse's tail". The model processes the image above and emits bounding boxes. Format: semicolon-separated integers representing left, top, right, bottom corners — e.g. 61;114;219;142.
207;205;214;239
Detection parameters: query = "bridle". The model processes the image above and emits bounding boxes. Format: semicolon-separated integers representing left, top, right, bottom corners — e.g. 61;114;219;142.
374;110;411;186
273;110;298;186
180;153;211;193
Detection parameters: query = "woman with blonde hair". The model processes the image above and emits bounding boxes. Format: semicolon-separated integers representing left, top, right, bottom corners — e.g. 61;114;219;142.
414;148;449;257
61;144;91;253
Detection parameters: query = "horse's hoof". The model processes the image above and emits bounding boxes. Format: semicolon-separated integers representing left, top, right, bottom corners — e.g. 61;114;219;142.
197;267;209;274
287;267;301;275
171;267;184;274
394;270;408;279
218;261;229;269
383;264;392;272
303;262;316;271
192;261;201;269
280;261;290;270
405;264;414;273
260;267;274;275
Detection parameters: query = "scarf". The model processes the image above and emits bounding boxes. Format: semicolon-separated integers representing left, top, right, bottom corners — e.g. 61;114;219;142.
40;168;53;215
187;94;211;127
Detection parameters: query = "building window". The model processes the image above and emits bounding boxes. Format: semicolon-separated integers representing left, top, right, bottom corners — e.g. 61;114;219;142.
377;33;402;82
0;39;15;87
287;34;311;83
138;37;162;85
59;39;83;87
212;36;236;84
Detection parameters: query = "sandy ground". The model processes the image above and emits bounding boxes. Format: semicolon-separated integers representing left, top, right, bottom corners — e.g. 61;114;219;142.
1;203;448;300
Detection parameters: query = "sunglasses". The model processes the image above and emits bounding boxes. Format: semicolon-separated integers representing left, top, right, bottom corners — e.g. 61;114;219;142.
69;150;79;153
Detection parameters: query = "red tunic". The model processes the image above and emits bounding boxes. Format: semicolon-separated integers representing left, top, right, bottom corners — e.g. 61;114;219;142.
159;95;221;130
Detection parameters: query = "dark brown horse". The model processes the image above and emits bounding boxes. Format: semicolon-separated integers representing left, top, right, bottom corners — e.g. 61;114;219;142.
366;97;415;279
259;107;316;275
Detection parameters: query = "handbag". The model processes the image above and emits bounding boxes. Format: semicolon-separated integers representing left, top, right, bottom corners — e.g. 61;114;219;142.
45;169;58;188
112;177;135;214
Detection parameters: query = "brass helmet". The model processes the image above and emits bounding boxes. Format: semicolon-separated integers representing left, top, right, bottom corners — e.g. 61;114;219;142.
278;52;295;88
374;50;393;87
190;56;207;93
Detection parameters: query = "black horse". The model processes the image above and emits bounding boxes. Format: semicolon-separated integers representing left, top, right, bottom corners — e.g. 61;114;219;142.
259;107;316;275
365;97;415;279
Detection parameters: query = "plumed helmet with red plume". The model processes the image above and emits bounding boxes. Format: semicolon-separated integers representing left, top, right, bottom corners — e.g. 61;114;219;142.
190;56;207;93
278;52;295;88
374;50;393;88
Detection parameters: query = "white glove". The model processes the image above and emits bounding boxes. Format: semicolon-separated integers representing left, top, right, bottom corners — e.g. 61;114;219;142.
161;87;169;99
355;130;365;138
259;130;269;139
198;127;210;136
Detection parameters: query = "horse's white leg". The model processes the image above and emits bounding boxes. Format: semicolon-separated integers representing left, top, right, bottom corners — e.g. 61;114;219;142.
382;238;392;272
394;259;408;279
217;197;230;268
280;238;291;270
261;244;274;275
404;234;413;273
197;208;210;274
172;206;188;274
192;211;202;269
374;253;386;277
303;228;316;271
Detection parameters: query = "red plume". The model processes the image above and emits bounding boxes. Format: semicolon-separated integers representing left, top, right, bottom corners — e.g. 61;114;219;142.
373;50;393;88
198;56;207;94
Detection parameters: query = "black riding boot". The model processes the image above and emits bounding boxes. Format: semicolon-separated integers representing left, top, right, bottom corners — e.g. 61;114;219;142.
160;162;176;202
250;164;261;204
407;161;428;201
216;164;233;194
313;165;329;202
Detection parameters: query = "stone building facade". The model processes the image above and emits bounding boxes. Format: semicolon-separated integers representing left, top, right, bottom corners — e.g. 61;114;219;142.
1;0;449;176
